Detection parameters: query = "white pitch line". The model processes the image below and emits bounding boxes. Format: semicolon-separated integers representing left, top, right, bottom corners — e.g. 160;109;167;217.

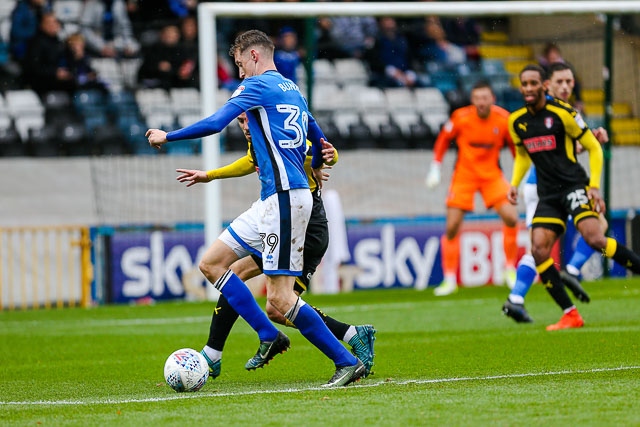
2;365;638;407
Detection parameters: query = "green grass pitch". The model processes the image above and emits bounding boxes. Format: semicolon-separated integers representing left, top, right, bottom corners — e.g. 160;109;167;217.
1;278;639;426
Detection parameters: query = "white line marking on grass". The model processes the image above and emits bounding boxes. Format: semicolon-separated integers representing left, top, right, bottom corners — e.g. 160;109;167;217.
2;365;638;406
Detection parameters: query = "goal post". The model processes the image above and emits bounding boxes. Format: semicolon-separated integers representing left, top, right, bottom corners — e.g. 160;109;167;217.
197;1;640;297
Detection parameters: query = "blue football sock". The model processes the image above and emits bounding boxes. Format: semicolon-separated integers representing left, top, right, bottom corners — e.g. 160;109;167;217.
509;254;537;302
286;298;358;367
213;270;278;342
567;236;595;274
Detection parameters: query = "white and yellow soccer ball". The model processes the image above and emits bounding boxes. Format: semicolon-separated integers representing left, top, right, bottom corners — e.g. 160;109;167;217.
163;348;209;392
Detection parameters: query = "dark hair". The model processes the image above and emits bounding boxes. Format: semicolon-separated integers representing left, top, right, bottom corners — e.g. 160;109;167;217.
519;64;546;81
542;42;561;58
546;61;574;78
471;79;493;93
229;30;274;57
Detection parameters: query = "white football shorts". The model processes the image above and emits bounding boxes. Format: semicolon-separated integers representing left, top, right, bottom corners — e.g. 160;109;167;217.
219;188;312;276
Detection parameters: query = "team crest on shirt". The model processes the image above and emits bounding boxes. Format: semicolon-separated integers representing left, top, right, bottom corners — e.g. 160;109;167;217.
231;85;245;98
443;120;453;132
544;117;553;129
493;127;499;134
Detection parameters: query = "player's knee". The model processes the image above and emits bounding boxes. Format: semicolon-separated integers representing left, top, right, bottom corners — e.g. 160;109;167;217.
199;260;223;282
582;233;607;251
530;245;551;265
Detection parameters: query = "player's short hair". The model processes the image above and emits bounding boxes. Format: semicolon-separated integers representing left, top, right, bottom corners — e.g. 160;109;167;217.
519;64;546;81
471;79;493;94
229;30;275;57
547;61;574;78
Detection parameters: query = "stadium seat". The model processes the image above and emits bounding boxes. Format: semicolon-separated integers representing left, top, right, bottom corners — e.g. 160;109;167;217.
145;113;175;130
91;58;123;91
91;124;128;155
312;59;338;85
429;70;459;94
480;59;507;76
59;121;89;156
409;120;435;149
351;86;387;114
53;0;83;23
0;126;26;157
332;111;361;139
83;112;109;133
384;88;417;113
73;89;106;117
14;115;45;142
170;87;201;115
165;139;200;156
312;83;342;113
422;112;449;135
414;87;449;115
390;111;421;139
318;118;341;146
122;121;159;155
120;58;143;89
27;124;60;157
334;58;370;87
362;111;390;138
348;121;376;149
378;121;406;149
5;89;45;118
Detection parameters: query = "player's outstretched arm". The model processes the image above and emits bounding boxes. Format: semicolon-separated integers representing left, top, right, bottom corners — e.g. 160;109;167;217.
176;155;256;187
176;169;210;187
146;129;168;149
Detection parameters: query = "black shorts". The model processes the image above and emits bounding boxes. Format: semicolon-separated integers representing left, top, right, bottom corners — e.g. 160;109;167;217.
251;191;329;294
532;184;599;236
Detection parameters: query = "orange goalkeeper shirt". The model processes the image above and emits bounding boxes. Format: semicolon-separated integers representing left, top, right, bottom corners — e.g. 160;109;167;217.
433;105;514;181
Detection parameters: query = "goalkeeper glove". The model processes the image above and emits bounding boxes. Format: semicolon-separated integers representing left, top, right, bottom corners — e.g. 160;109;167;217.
425;161;441;189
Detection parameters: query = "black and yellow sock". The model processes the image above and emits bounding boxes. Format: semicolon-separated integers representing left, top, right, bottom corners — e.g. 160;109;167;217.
604;237;640;274
537;258;574;311
312;305;350;342
207;295;239;351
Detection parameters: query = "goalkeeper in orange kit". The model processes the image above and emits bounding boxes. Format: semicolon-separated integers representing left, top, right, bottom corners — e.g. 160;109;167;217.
426;80;520;296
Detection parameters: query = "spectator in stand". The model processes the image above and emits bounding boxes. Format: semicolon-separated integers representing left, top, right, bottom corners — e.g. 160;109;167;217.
138;24;194;90
538;42;583;112
23;12;75;95
175;15;199;88
9;0;50;63
274;26;301;84
80;0;140;58
440;17;481;63
410;16;466;70
59;33;109;94
365;16;421;88
167;0;197;20
217;53;241;91
316;1;377;60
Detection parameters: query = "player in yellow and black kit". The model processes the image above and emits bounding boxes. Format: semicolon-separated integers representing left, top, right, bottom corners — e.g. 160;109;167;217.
507;64;640;330
175;112;376;378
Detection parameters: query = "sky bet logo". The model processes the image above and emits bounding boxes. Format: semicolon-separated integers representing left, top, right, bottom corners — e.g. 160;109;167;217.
119;232;206;299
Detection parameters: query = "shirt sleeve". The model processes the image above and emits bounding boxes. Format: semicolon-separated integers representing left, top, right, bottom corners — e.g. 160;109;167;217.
166;102;245;141
307;114;327;169
577;130;603;189
510;144;532;187
432;116;457;163
206;155;256;180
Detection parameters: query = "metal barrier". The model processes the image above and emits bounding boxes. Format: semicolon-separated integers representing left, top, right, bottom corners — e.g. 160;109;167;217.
0;226;92;310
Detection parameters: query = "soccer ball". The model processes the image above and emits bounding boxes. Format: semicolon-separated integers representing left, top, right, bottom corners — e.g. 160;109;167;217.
163;348;209;392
